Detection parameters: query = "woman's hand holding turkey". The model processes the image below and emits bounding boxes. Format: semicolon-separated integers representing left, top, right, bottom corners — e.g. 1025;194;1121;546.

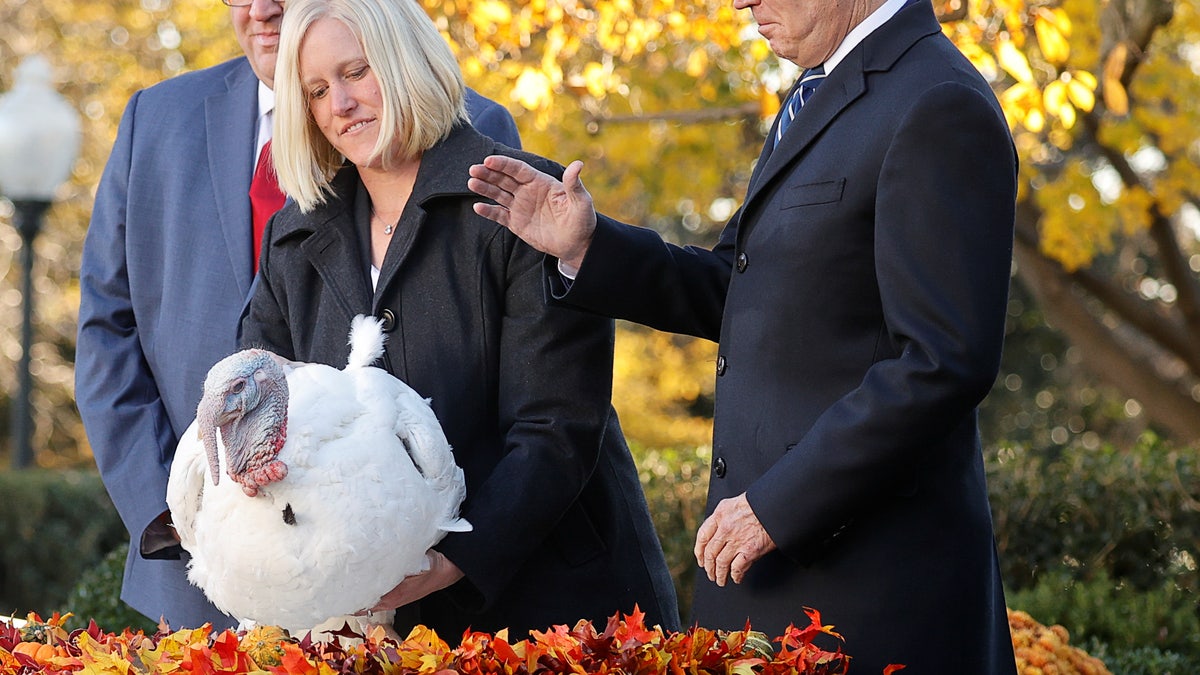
367;550;464;613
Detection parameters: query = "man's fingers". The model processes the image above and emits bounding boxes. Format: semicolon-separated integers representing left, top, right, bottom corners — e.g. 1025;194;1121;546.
467;176;510;205
702;538;728;584
694;516;717;565
480;153;527;175
472;202;509;227
469;160;528;197
467;163;525;199
479;154;549;190
562;160;586;192
713;545;740;587
730;551;754;584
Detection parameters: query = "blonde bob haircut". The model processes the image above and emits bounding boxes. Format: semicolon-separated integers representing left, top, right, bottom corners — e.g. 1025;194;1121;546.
273;0;468;212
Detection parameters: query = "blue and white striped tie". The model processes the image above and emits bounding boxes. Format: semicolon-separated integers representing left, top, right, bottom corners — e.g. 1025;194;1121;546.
774;65;826;148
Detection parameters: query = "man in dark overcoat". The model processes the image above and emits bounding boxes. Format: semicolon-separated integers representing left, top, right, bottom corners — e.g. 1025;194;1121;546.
467;0;1020;671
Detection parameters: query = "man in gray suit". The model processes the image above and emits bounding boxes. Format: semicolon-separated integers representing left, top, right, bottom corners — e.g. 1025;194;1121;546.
468;0;1017;672
76;0;520;630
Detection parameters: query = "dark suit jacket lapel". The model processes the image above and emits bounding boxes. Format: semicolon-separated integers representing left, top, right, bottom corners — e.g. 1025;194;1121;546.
205;58;259;298
272;170;374;322
743;2;942;210
746;79;800;192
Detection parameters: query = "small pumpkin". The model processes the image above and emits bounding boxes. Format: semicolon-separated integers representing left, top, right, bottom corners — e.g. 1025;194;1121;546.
243;625;291;667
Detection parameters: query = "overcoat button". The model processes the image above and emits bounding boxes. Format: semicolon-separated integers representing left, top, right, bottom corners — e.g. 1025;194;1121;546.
380;309;397;333
714;457;727;479
716;355;726;376
736;252;748;272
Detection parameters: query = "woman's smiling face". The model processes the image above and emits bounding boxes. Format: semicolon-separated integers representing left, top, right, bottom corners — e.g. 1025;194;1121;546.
299;16;387;169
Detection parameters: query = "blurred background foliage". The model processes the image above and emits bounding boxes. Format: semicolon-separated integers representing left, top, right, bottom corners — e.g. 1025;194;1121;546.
0;0;1196;467
0;0;1198;670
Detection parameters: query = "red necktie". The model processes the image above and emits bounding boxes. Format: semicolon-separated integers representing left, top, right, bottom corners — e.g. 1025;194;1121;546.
249;139;286;274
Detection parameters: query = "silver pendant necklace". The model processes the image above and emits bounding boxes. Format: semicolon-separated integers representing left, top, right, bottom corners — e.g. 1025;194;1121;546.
373;208;395;235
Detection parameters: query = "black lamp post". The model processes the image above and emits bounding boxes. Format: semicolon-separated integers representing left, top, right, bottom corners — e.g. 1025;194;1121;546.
0;56;81;469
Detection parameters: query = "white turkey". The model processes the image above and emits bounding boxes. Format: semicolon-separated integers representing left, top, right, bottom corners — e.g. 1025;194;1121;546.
166;314;469;639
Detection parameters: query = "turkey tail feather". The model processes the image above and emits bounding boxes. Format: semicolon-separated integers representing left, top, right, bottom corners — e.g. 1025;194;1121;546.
346;315;386;369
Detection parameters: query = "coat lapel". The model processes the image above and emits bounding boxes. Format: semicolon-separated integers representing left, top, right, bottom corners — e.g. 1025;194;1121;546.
745;80;798;193
272;170;374;323
205;59;259;298
744;54;867;209
304;196;374;321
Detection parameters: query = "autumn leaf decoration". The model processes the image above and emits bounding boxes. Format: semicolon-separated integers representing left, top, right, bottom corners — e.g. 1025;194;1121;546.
0;607;904;675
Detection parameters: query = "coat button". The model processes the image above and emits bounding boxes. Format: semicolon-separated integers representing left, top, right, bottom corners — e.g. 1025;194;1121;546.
736;252;748;273
379;309;397;333
716;355;726;376
713;457;727;479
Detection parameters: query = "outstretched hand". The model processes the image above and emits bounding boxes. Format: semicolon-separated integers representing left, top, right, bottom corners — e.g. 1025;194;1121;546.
468;157;597;273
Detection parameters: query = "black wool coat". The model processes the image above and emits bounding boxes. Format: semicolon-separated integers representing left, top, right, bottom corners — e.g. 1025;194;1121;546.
241;124;679;638
551;2;1019;674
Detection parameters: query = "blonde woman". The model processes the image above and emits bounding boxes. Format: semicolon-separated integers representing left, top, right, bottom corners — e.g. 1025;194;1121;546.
241;0;679;638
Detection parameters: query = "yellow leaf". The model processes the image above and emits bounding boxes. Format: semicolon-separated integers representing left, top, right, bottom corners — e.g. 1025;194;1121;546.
1065;77;1095;112
1037;7;1072;36
470;0;512;27
75;633;131;675
686;47;709;78
511;67;553;110
759;87;781;119
1024;108;1045;133
997;38;1034;83
1073;70;1097;89
1103;44;1129;115
1034;14;1070;64
1000;81;1040;121
1058;101;1076;129
1042;80;1068;112
1104;80;1129;116
749;39;772;62
582;62;609;98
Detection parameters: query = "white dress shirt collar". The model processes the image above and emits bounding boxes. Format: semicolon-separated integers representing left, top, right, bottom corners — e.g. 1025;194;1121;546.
822;0;910;76
254;81;276;161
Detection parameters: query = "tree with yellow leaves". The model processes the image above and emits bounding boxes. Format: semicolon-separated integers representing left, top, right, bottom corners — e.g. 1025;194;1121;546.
1;0;1198;464
942;0;1200;441
438;0;1200;444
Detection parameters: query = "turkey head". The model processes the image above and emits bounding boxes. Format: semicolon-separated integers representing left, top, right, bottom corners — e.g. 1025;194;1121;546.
197;349;290;497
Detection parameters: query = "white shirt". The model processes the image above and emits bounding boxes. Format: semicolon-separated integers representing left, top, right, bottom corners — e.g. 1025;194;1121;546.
254;81;275;162
822;0;909;77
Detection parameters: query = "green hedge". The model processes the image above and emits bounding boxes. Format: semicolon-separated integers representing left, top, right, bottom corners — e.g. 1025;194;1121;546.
0;470;127;617
990;434;1200;672
987;434;1199;596
62;543;157;633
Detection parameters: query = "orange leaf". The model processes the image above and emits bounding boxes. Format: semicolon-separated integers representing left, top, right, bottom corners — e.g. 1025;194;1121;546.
1102;44;1129;115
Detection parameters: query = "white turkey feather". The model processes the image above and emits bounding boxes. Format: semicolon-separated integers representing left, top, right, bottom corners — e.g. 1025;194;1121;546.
166;315;468;636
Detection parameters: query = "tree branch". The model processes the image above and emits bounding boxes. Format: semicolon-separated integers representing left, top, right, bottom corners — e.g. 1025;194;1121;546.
1077;109;1200;367
1146;206;1200;346
1013;229;1200;442
586;103;761;132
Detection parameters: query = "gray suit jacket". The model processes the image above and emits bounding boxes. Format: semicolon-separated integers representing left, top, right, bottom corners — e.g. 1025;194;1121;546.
76;56;520;629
